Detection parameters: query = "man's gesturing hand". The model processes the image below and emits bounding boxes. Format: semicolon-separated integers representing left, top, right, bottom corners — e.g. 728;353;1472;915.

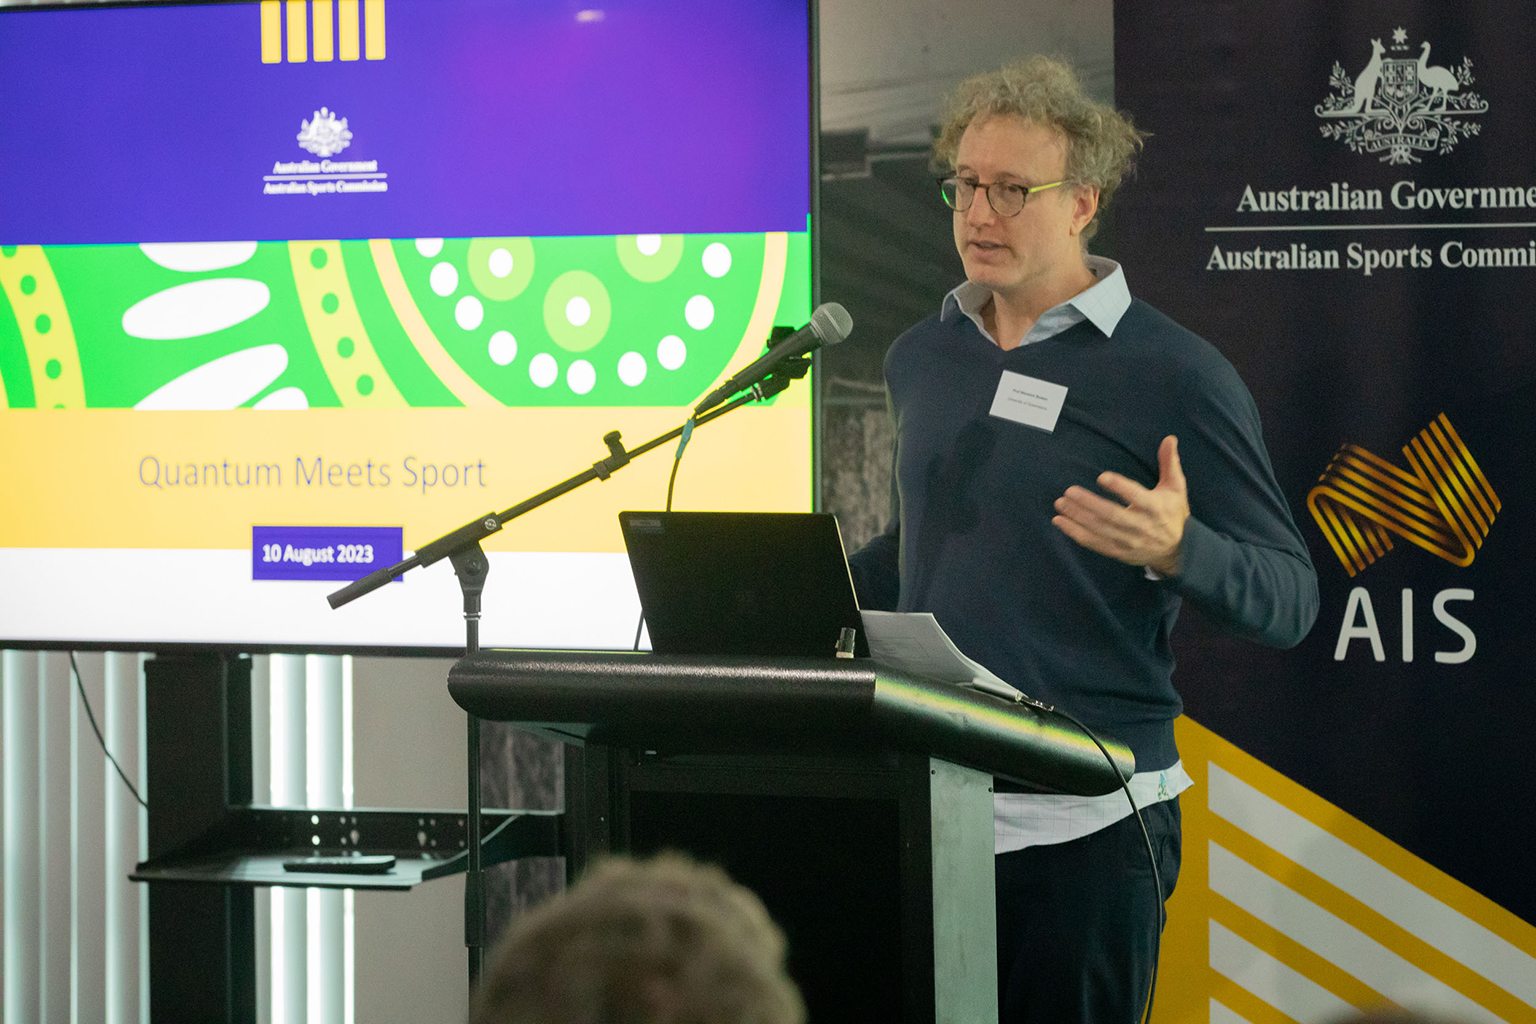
1053;435;1191;576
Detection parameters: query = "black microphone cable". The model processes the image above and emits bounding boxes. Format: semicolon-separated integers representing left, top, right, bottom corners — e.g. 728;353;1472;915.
69;651;149;810
632;414;697;651
1046;704;1164;1024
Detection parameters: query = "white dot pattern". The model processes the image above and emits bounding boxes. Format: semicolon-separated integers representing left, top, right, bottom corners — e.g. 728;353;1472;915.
429;262;459;297
455;295;484;330
702;242;731;278
488;330;517;366
618;351;647;386
684;295;714;330
657;335;686;370
567;359;596;395
529;353;558;388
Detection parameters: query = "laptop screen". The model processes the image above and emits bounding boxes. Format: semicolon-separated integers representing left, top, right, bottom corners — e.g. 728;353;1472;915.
620;511;867;658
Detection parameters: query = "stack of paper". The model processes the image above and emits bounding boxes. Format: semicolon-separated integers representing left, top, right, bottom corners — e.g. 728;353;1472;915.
858;611;1030;704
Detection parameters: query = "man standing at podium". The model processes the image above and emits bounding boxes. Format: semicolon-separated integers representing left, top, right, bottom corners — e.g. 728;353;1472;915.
847;57;1318;1024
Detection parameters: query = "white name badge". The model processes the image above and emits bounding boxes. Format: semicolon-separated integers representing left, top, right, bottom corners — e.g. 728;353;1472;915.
989;370;1068;432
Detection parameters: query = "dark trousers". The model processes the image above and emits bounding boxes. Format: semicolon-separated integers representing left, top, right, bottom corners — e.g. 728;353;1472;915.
994;797;1182;1024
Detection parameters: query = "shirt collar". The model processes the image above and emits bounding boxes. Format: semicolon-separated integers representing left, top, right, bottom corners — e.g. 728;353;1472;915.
941;255;1131;345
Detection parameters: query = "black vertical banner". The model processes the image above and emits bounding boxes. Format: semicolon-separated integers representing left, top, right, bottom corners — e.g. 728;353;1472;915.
1114;0;1536;948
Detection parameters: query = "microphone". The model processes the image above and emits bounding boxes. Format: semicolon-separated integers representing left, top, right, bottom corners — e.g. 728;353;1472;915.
694;302;852;414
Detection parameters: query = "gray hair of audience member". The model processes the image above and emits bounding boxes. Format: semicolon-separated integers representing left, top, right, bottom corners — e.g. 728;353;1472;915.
470;852;806;1024
1326;1009;1478;1024
933;55;1146;241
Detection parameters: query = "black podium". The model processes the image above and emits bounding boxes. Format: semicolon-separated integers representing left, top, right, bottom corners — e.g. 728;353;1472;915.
449;650;1134;1024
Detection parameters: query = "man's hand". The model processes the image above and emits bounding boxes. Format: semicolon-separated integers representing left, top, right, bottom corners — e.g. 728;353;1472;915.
1052;435;1191;576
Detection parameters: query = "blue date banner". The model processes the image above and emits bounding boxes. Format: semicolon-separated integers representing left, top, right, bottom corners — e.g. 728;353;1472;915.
252;524;403;581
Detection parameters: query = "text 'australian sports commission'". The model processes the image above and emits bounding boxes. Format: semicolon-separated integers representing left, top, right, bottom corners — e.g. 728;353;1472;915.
137;455;488;495
1206;238;1536;274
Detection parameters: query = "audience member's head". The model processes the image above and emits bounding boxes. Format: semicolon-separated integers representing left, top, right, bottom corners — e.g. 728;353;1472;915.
1328;1009;1475;1024
470;852;805;1024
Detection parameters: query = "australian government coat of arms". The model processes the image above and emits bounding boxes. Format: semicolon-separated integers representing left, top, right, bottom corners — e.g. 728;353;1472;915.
1315;29;1488;164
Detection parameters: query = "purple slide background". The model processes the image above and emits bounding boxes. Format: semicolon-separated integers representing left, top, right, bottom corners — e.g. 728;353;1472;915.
0;0;811;244
252;525;403;581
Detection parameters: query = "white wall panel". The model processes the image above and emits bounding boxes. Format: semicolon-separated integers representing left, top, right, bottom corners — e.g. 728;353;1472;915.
72;650;108;1024
103;651;144;1024
3;649;41;1024
41;652;71;1023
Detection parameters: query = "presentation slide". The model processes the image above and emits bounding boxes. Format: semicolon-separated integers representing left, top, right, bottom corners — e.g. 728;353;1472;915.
0;0;815;649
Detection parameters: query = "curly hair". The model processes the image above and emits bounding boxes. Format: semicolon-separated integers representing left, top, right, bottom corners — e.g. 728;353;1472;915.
471;853;805;1024
934;56;1146;240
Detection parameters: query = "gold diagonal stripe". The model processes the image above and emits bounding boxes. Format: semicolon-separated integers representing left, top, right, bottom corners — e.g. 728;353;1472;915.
1333;457;1437;515
1436;415;1501;513
1333;496;1382;568
1329;456;1439;519
1324;489;1468;563
1208;815;1533;1023
1411;434;1482;544
1428;422;1495;527
1309;491;1366;576
1306;415;1497;575
1341;444;1427;491
1320;482;1457;550
1207;976;1335;1024
1333;468;1437;524
1328;472;1441;535
1426;438;1489;539
1331;461;1439;520
1209;900;1384;1015
1334;449;1434;506
1404;441;1476;564
1363;518;1394;558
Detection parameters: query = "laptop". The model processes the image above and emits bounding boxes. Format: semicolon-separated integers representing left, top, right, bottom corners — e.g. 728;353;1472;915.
619;511;868;658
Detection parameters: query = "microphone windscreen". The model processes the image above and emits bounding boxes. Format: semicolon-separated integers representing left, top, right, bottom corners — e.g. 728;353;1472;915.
810;302;853;346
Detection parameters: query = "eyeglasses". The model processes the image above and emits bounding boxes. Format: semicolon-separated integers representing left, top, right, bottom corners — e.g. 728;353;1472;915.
938;176;1067;217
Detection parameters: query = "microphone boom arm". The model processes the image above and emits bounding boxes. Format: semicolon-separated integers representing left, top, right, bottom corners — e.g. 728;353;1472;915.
325;371;803;611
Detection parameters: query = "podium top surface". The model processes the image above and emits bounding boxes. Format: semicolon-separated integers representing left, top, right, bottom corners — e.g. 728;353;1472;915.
449;650;1134;798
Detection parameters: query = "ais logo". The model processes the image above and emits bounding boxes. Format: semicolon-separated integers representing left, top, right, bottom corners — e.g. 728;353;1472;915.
1308;414;1499;664
261;0;385;64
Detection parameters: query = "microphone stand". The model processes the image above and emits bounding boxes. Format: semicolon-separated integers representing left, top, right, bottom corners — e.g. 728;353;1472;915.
326;358;809;997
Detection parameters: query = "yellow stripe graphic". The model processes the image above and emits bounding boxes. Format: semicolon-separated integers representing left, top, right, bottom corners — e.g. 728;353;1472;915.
266;0;380;63
0;246;86;409
285;0;307;62
338;0;360;60
1157;718;1536;1024
311;0;334;61
365;0;385;59
366;240;498;408
288;241;405;408
1307;414;1500;576
260;1;282;63
1209;815;1534;1023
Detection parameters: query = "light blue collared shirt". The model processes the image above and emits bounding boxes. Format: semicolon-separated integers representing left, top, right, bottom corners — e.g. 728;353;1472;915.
940;255;1131;347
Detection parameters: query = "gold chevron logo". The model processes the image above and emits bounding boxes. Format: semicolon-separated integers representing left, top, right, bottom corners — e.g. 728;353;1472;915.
262;1;385;64
1307;414;1499;577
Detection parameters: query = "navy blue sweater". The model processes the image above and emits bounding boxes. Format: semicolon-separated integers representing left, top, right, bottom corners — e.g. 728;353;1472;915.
848;299;1318;771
